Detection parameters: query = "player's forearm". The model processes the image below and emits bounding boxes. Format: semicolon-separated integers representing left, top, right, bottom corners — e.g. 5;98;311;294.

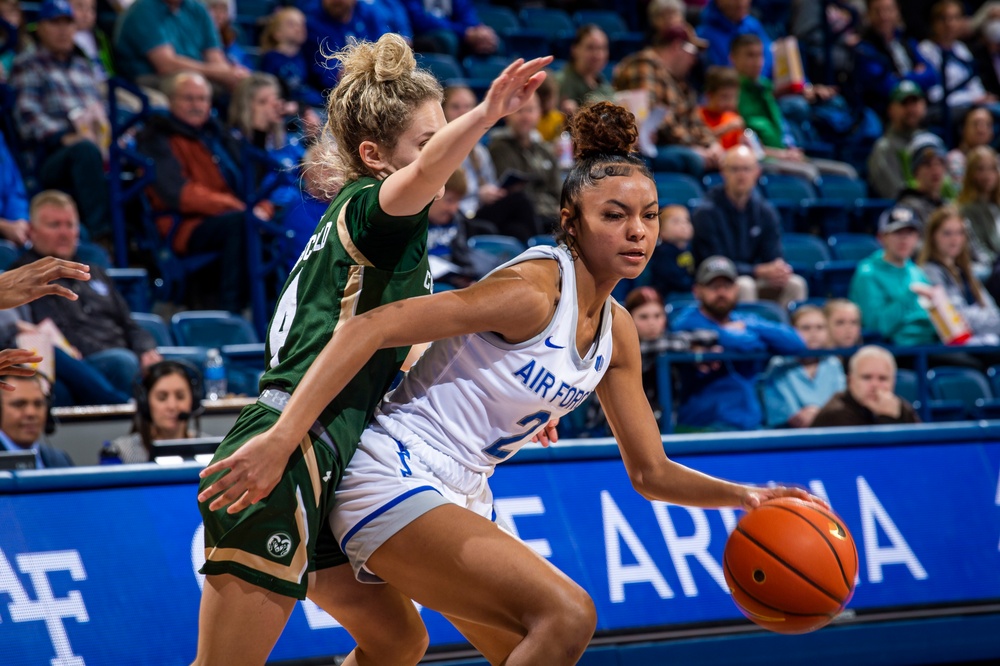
270;318;383;450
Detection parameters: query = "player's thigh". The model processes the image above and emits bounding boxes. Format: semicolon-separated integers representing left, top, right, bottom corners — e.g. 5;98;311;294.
307;564;427;648
194;573;296;666
366;503;593;636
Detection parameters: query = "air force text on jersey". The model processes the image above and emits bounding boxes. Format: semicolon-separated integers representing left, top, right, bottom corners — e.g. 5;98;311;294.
512;359;595;411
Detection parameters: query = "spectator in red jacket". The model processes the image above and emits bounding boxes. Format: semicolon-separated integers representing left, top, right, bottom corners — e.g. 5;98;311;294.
135;72;252;312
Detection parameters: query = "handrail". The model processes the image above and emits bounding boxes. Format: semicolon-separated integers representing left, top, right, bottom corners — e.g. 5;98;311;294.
654;341;1000;432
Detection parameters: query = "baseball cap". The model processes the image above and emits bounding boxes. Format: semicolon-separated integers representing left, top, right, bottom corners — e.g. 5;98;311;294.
877;205;920;234
661;25;706;54
38;0;74;21
889;80;923;104
908;131;946;170
696;255;738;285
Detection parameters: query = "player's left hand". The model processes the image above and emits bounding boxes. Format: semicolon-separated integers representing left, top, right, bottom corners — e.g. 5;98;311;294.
197;430;295;514
741;484;828;511
531;418;559;447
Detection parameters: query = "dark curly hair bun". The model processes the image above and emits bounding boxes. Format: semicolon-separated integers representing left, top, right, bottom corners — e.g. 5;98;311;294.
570;102;638;161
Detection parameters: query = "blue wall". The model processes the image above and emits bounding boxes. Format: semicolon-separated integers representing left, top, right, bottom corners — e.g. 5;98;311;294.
2;423;999;665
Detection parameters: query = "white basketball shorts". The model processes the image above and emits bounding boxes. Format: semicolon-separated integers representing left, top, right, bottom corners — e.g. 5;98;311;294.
330;423;497;582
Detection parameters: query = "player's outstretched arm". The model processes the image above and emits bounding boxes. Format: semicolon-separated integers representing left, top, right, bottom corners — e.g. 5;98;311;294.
198;260;559;514
596;306;817;511
379;56;551;217
0;257;91;309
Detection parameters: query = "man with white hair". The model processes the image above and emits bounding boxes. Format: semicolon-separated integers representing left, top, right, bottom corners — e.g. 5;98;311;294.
811;345;921;426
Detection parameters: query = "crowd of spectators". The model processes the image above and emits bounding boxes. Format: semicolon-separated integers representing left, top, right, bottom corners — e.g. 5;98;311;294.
7;0;1000;465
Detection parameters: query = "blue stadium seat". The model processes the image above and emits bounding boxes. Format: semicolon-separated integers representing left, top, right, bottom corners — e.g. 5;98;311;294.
107;267;151;313
894;369;921;409
736;301;790;325
76;241;111;270
926;366;1000;420
476;5;520;34
519;7;574;56
171;311;259;348
468;235;526;265
987;365;1000;397
462;56;509;81
758;173;816;233
416;53;464;83
787;297;829;314
702;171;724;191
220;343;266;396
131;312;174;347
782;232;857;298
0;240;20;270
828;233;880;262
782;232;828;273
502;29;552;60
527;234;558;247
654;172;704;208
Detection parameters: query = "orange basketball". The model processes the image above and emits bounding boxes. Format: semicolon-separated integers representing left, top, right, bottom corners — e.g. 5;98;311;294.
723;497;858;634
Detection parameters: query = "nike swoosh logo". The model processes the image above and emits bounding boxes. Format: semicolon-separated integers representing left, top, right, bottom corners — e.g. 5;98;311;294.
544;336;564;349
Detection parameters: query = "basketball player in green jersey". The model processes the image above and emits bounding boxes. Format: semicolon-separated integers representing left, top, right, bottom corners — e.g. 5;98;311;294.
193;34;551;665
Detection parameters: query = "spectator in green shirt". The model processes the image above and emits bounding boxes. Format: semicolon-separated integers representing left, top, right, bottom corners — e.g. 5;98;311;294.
729;33;857;181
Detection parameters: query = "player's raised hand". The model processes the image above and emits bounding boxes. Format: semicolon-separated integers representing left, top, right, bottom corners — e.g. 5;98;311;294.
198;430;295;514
0;257;90;309
481;56;552;124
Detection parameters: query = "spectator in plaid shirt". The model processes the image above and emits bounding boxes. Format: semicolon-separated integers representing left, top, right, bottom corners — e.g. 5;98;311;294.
9;0;111;244
613;25;724;176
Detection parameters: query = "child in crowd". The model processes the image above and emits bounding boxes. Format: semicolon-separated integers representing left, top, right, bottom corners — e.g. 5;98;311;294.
824;298;863;348
729;33;858;180
762;305;846;428
259;7;325;112
648;204;695;299
426;170;489;288
206;0;253;71
698;66;745;150
535;74;566;142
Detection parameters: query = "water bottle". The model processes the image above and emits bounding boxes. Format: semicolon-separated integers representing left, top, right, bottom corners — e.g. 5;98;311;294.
204;348;227;401
99;441;122;465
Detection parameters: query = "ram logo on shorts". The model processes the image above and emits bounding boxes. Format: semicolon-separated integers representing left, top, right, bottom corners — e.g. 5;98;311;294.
267;532;293;558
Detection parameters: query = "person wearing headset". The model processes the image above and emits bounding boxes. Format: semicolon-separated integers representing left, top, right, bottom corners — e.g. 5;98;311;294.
111;360;209;464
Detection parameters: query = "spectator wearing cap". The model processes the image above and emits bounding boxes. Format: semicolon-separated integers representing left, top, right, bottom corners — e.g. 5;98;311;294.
113;0;249;92
896;131;956;229
811;345;920;427
9;0;111;244
692;145;809;307
868;80;929;199
672;255;807;431
854;0;938;116
613;24;723;176
848;204;939;346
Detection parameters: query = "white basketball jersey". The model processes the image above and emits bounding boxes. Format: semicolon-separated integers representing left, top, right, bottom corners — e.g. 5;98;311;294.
374;244;615;474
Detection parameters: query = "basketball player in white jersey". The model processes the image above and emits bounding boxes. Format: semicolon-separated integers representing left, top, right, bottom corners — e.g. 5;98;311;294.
200;102;820;664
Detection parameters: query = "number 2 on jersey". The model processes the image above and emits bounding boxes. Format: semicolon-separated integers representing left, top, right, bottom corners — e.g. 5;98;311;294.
483;410;551;461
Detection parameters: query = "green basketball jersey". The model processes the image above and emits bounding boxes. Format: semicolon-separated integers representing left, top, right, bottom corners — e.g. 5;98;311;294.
260;176;432;466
